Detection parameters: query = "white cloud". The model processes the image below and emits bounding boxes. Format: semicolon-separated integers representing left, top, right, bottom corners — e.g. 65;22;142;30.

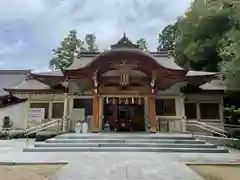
0;0;191;71
0;40;25;55
0;0;46;21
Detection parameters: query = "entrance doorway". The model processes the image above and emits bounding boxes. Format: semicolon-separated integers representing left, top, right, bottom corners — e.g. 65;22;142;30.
103;98;145;132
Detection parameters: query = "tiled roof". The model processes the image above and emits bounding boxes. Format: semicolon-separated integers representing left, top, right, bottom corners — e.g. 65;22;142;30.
0;69;31;96
200;79;226;91
31;70;63;77
4;79;51;91
65;57;92;70
154;56;183;70
65;49;183;71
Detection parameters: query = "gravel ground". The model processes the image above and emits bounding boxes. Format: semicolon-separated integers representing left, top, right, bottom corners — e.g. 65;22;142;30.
189;165;240;180
0;165;63;180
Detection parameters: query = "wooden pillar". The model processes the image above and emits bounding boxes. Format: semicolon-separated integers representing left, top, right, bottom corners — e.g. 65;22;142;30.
180;94;186;132
149;96;156;133
92;70;99;133
92;93;100;132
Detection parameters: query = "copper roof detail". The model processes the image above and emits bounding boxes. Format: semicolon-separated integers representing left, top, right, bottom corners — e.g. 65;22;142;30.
65;48;183;71
111;32;138;49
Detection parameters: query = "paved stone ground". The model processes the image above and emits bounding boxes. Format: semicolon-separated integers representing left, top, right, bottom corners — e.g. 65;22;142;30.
0;139;240;179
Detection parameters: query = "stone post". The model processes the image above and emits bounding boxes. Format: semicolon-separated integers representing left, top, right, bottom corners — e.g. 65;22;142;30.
180;93;186;132
63;93;68;132
25;94;31;131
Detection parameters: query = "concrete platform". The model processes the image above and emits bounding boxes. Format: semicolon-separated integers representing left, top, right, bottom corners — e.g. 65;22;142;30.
34;142;217;148
0;139;239;180
56;132;195;139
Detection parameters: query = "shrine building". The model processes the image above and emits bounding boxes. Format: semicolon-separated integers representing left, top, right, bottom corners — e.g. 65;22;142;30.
3;35;226;133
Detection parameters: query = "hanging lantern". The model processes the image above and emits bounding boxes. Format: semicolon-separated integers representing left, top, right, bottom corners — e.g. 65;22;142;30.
125;98;128;104
131;97;134;104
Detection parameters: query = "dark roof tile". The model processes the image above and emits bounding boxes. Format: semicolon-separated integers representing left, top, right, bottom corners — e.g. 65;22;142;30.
0;69;31;96
4;79;51;91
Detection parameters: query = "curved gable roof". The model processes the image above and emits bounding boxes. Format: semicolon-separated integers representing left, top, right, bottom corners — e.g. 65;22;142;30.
65;49;183;71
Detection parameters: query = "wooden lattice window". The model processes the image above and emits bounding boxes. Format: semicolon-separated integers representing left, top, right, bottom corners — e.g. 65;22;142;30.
200;103;220;119
156;99;176;116
185;103;197;119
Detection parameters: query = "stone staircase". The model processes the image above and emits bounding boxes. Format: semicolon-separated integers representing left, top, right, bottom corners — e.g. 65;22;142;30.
23;133;229;153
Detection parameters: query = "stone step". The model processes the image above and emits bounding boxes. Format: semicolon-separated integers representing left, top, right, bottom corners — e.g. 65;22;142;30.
34;142;217;148
23;147;229;153
56;133;195;140
46;138;206;144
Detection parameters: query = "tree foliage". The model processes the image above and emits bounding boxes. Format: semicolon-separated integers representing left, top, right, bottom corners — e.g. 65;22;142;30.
175;0;236;72
84;34;99;52
220;28;240;89
158;0;240;89
49;30;85;70
157;24;179;51
49;31;99;70
136;38;148;51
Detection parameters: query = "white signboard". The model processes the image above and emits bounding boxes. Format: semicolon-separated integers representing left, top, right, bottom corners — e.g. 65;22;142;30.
27;108;45;122
71;109;85;121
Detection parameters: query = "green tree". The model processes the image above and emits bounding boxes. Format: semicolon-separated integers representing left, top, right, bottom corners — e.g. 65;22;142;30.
136;38;148;51
220;28;240;89
84;34;98;52
49;30;85;70
157;24;179;51
170;0;237;72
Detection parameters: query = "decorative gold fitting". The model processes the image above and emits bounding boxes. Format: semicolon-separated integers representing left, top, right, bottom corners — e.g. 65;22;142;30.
125;98;128;104
131;97;134;104
138;97;142;105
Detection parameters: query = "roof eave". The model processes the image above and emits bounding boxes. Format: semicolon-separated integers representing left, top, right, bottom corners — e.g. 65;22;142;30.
4;88;64;93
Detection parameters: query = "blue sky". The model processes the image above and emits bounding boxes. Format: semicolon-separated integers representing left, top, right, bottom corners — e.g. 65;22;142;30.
0;0;191;72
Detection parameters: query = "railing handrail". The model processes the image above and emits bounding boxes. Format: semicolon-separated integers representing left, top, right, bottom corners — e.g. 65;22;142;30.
25;120;60;136
224;124;240;128
187;123;227;138
158;116;183;120
25;118;70;148
187;120;227;134
25;119;60;133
